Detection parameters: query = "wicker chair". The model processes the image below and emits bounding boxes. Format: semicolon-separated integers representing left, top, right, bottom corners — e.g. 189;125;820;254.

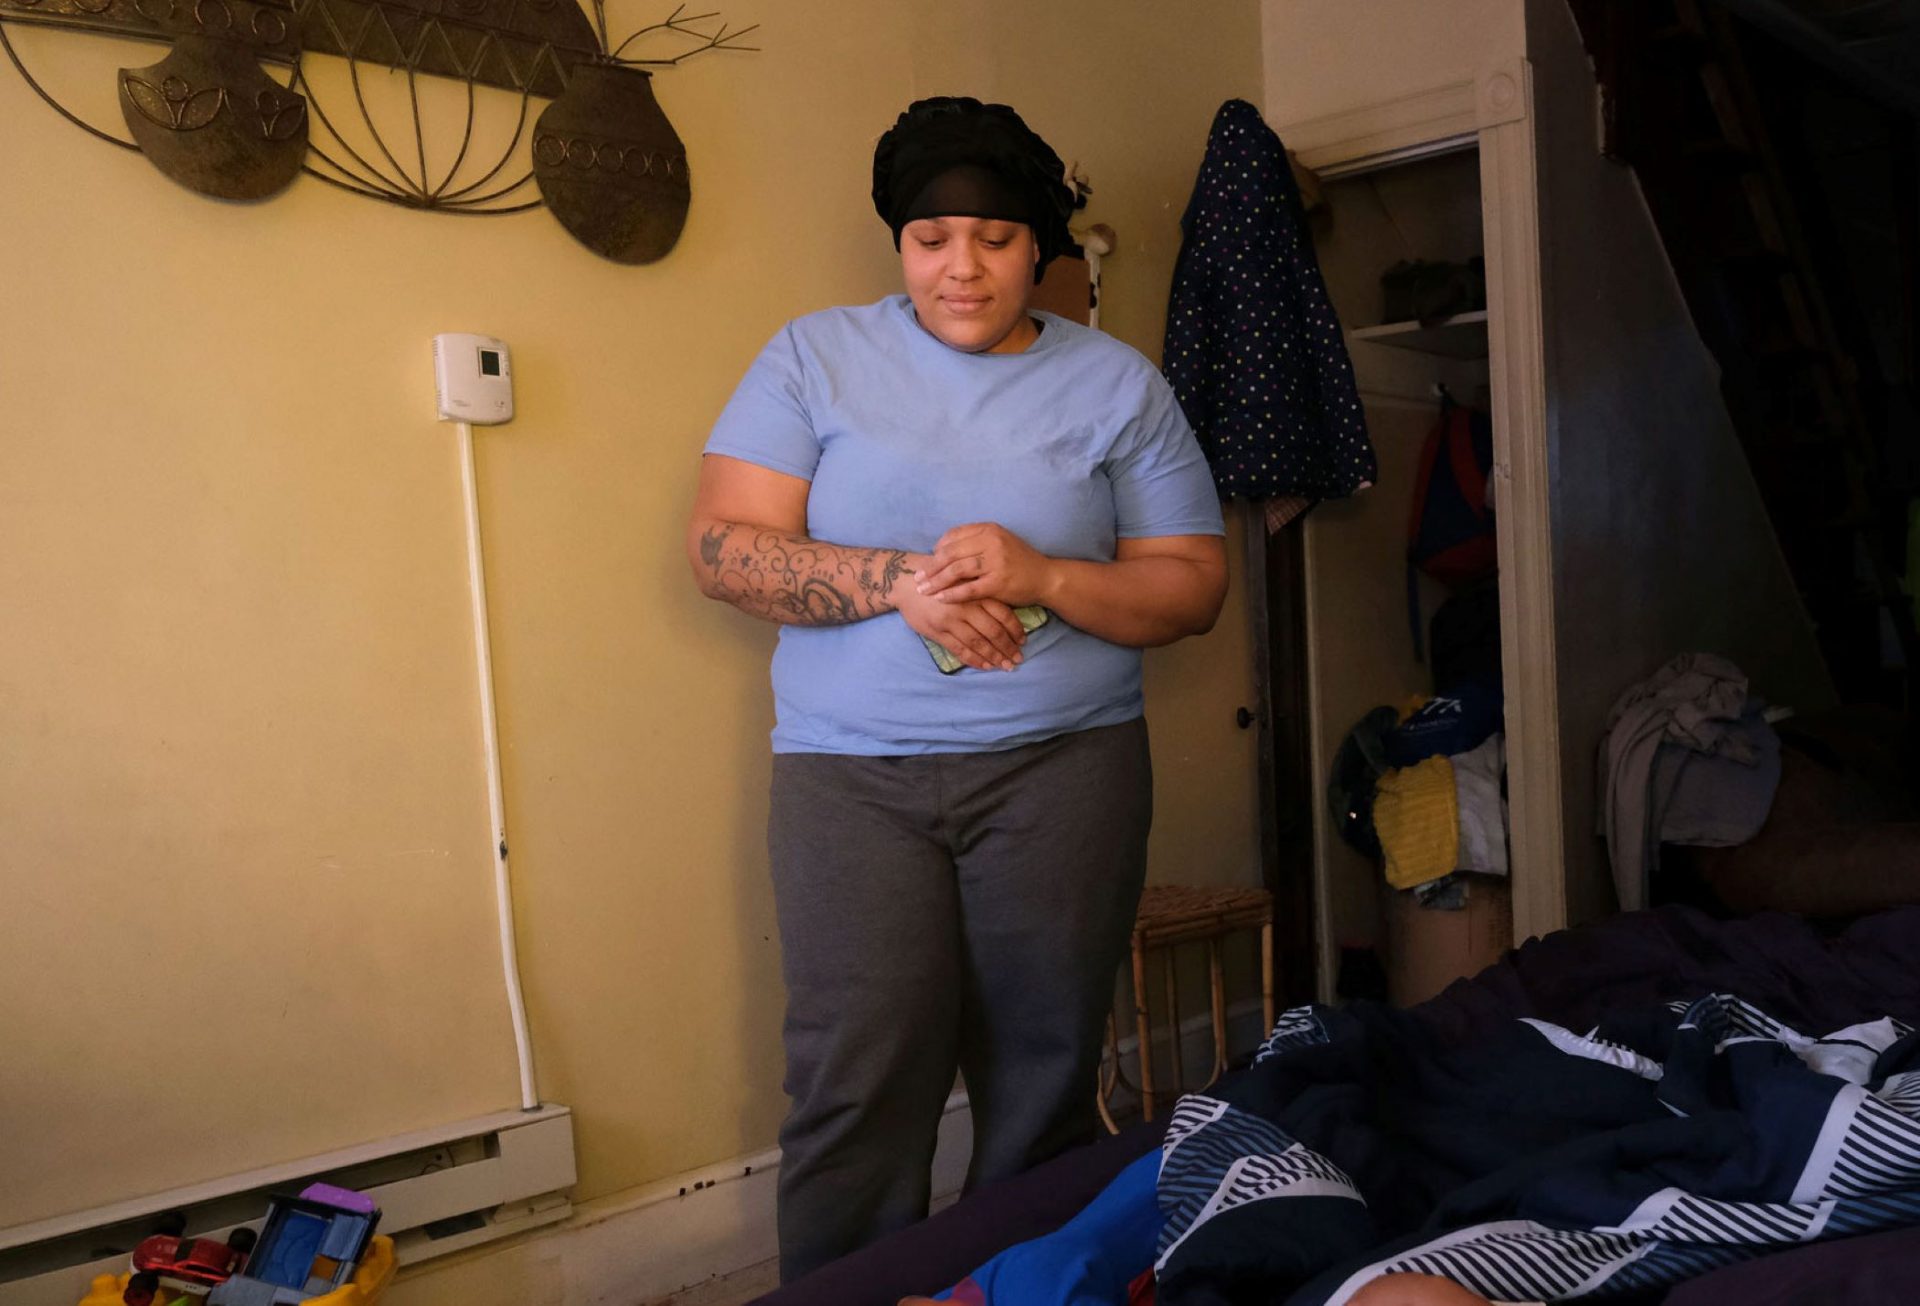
1098;883;1275;1128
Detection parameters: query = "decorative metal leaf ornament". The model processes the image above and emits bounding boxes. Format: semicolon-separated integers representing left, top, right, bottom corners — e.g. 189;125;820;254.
0;0;302;60
118;36;309;198
1;0;755;261
533;64;687;264
123;74;227;132
290;0;600;99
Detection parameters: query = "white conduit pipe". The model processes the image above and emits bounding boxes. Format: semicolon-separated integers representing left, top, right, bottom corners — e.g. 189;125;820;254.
456;420;540;1111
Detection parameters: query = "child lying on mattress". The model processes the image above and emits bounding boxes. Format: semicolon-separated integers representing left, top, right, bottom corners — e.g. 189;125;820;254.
896;982;1920;1306
894;1142;1512;1304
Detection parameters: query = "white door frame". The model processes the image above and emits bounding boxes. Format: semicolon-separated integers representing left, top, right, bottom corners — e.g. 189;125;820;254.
1277;59;1568;956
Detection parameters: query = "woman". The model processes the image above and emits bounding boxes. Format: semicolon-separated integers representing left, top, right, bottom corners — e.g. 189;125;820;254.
686;96;1227;1282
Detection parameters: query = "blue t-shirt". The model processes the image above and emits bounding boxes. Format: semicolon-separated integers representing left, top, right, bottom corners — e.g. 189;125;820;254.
704;294;1224;755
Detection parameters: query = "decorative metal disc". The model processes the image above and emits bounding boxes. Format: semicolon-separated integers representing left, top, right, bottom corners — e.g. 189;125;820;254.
533;62;688;264
120;35;308;199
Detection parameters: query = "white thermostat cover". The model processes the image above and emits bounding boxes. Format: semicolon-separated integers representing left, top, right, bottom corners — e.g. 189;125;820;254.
433;333;514;425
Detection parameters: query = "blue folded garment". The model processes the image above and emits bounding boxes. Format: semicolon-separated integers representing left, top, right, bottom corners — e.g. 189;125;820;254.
935;1150;1162;1306
1383;681;1504;768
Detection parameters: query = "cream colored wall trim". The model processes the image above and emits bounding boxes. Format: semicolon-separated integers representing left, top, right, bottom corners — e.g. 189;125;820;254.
1477;58;1567;942
1280;80;1479;177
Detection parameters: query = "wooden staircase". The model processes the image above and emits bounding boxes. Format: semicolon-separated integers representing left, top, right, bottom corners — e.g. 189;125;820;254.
1569;0;1919;709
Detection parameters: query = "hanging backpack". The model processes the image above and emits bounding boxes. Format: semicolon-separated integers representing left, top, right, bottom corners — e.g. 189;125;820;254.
1429;573;1503;692
1407;395;1496;659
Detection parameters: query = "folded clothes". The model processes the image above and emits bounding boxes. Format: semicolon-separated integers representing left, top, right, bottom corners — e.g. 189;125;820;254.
1452;733;1507;878
1598;652;1776;911
1652;708;1779;850
1374;756;1458;890
1382;683;1503;769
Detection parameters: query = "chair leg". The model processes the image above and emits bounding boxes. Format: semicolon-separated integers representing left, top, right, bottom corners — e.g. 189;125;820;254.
1096;1011;1121;1135
1261;920;1276;1033
1164;948;1184;1095
1131;936;1155;1122
1205;939;1228;1087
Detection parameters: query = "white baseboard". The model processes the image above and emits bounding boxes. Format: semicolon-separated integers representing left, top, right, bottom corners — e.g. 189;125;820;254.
383;1094;972;1306
386;999;1272;1306
0;1107;576;1306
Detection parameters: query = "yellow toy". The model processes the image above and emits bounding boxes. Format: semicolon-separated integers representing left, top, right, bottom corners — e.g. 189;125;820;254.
76;1236;394;1306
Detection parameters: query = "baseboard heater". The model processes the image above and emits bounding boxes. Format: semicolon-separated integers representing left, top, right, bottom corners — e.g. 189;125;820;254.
0;1104;575;1306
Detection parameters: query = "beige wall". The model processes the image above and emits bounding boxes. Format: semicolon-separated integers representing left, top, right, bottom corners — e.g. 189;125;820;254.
0;0;1263;1230
1262;0;1523;129
1525;0;1834;923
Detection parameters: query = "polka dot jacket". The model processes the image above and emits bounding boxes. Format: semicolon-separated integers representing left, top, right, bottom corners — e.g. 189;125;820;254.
1163;99;1376;506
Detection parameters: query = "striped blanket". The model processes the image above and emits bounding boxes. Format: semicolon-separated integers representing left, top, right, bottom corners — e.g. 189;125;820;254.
1156;994;1920;1304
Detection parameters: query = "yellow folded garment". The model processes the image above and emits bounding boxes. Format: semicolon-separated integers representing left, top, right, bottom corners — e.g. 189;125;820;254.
1373;755;1459;890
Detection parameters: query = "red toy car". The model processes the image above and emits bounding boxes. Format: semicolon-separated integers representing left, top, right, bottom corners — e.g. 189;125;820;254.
123;1227;257;1304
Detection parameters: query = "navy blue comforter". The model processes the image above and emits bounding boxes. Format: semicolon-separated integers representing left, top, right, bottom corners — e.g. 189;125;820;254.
754;906;1920;1306
1158;907;1920;1304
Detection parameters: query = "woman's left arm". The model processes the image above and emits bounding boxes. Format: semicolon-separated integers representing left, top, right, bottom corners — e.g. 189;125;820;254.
916;523;1227;648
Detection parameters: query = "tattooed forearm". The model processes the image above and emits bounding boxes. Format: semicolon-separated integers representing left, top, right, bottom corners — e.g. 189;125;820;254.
694;522;914;626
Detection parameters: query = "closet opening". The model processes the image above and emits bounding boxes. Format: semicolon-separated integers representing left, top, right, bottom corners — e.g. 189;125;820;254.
1253;143;1510;1008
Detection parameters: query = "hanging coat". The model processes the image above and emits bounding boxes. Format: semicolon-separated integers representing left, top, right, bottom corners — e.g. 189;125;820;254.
1164;99;1376;510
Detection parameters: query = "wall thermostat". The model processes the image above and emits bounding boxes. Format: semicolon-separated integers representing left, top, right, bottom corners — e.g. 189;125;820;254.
433;333;514;425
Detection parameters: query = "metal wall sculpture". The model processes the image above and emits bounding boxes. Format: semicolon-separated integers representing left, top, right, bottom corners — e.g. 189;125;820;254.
0;1;755;262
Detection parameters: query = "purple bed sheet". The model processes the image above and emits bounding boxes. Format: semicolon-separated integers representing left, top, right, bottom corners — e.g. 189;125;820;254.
750;905;1920;1306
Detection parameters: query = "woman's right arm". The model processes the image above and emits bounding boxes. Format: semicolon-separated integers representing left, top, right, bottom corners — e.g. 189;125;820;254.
686;455;1029;669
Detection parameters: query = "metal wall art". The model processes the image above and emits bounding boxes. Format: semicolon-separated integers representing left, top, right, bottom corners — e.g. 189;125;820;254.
0;1;756;262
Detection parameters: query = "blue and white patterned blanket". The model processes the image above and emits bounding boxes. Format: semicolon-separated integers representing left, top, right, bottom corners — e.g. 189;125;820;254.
1156;994;1920;1304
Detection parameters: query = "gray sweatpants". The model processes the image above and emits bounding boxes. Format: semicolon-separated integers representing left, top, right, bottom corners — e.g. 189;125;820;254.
767;717;1152;1282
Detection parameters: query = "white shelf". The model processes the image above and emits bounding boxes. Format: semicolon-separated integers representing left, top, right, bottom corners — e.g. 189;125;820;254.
1349;310;1489;359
